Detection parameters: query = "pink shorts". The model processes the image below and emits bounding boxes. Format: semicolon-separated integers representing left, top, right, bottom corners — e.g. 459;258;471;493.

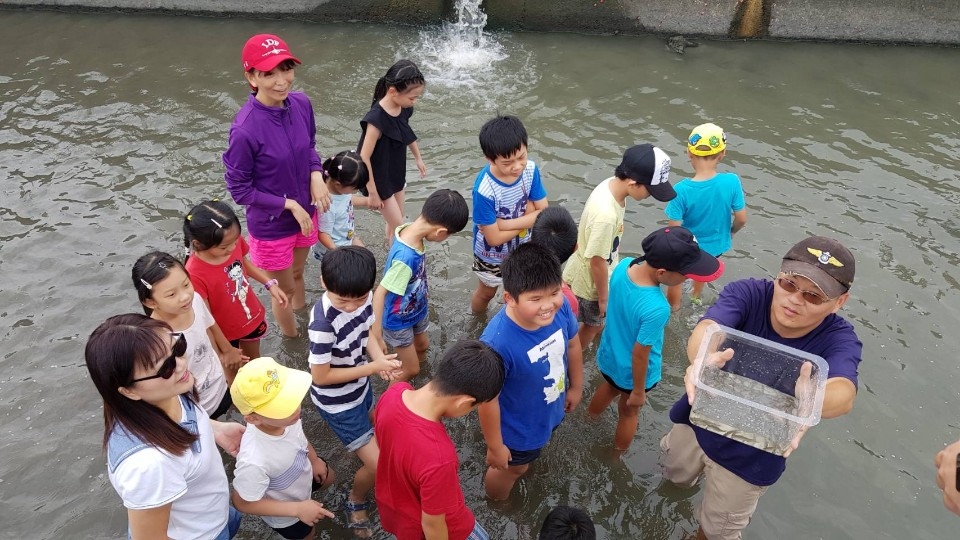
248;212;319;272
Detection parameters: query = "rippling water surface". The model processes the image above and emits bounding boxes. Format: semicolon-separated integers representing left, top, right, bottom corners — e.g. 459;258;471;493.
2;10;959;540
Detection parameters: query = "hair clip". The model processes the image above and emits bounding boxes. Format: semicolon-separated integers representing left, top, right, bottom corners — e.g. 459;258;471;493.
157;262;169;269
140;278;153;290
212;198;220;202
186;214;192;221
183;246;191;258
338;165;343;170
211;218;223;229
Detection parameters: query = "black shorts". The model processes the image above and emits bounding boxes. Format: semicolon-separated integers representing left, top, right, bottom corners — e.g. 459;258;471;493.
272;520;313;540
601;371;658;394
229;320;268;348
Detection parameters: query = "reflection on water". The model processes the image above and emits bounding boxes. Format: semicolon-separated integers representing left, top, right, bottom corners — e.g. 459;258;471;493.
2;10;960;540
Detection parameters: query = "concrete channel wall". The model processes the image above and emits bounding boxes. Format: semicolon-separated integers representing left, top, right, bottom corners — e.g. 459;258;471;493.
4;0;960;45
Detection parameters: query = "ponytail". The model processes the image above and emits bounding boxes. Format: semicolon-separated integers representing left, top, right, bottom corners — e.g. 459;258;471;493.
372;60;424;106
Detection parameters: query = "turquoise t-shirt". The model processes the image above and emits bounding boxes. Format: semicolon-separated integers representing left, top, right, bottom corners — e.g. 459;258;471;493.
664;172;745;256
596;258;671;391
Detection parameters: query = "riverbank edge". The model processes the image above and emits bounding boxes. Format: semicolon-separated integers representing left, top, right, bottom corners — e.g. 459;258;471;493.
3;0;959;46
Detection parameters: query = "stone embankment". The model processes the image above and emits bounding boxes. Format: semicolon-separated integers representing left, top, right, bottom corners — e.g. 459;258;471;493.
4;0;959;45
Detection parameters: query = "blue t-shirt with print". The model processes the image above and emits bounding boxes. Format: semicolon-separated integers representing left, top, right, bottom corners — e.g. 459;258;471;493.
664;172;745;256
472;160;547;265
669;278;862;486
597;258;671;391
380;227;427;331
480;298;578;451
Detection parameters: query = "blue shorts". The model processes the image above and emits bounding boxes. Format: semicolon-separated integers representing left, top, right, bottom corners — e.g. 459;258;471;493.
382;315;429;348
214;506;242;540
507;445;543;466
316;388;374;452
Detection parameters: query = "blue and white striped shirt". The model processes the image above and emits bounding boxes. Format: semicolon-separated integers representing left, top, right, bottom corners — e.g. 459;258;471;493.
308;292;374;414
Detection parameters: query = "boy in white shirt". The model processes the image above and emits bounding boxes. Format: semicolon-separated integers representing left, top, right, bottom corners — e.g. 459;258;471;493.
231;357;336;539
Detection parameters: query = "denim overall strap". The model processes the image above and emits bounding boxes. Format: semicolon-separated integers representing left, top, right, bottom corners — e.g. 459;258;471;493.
106;395;200;473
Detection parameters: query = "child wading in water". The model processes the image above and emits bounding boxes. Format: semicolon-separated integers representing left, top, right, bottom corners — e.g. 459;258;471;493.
313;151;370;264
132;252;246;418
184;200;289;361
358;59;427;247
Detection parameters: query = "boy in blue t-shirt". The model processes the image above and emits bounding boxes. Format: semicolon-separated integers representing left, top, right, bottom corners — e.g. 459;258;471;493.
665;123;747;310
478;243;583;500
471;115;549;314
372;189;469;382
587;227;722;451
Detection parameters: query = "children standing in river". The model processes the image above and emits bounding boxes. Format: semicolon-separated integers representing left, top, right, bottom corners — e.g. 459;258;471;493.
132;251;245;417
664;122;747;309
358;59;427;247
183;200;288;361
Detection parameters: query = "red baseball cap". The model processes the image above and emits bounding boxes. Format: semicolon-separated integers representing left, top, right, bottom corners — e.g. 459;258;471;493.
242;34;301;72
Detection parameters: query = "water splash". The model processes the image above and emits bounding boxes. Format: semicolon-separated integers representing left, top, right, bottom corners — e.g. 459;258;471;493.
411;0;538;107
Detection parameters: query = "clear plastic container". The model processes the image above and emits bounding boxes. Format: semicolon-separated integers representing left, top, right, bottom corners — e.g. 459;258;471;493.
689;324;829;456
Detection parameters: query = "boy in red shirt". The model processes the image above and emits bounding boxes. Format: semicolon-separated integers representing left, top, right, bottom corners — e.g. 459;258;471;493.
374;340;504;539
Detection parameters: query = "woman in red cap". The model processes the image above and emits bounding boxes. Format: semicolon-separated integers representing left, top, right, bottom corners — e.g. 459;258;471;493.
223;34;331;338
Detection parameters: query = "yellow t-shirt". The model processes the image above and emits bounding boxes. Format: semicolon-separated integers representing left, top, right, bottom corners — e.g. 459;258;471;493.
562;178;625;301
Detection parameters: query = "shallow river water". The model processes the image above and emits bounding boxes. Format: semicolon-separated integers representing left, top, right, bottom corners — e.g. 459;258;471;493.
1;9;959;540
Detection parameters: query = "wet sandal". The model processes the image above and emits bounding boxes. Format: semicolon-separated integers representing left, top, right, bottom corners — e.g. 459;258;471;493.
344;500;373;538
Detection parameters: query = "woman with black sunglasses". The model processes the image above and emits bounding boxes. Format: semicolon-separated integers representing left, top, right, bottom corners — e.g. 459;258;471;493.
86;313;245;540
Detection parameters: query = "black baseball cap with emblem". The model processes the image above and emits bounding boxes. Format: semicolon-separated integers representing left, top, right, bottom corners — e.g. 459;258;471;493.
617;144;676;202
780;236;855;298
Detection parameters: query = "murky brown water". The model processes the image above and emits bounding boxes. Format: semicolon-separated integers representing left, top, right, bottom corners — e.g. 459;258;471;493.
2;9;959;539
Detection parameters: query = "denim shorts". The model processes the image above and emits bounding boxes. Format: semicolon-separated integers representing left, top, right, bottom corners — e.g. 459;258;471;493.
382;316;429;348
316;387;374;452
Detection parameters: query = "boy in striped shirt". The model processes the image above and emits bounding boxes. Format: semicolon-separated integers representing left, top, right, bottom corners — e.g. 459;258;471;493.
308;246;402;536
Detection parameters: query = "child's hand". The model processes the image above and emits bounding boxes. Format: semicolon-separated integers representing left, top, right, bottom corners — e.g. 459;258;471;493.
310;455;335;489
485;443;511;470
416;158;427;178
564;385;583;413
268;285;289;309
370;353;402;375
367;189;383;210
297;500;334;526
221;347;247;371
378;367;405;382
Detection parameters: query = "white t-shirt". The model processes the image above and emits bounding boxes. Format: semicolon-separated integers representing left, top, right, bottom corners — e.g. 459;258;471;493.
107;397;229;539
179;293;228;414
233;420;314;528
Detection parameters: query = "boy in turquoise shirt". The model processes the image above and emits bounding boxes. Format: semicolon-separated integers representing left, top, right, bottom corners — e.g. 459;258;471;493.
665;123;747;309
587;226;722;450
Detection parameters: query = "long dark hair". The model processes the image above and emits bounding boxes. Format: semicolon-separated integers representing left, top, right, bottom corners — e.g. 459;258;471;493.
322;150;369;191
132;251;189;315
183;200;242;262
371;59;425;107
86;314;198;454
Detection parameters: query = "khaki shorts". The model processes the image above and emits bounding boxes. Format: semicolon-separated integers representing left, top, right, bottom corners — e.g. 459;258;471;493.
660;423;769;540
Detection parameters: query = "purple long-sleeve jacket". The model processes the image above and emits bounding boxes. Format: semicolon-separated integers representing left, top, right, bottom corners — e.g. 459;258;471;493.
223;92;322;240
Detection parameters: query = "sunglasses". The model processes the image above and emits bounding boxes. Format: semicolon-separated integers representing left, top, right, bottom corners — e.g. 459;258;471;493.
776;276;832;305
131;333;187;383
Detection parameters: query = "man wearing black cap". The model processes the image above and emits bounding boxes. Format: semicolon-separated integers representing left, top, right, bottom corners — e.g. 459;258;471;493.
661;236;863;540
562;144;677;349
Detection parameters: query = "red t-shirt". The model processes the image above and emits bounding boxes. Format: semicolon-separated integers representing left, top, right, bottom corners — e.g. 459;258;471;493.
562;282;580;317
374;383;476;540
185;237;266;341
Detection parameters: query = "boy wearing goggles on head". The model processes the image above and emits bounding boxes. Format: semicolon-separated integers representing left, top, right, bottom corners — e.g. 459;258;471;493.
661;235;862;540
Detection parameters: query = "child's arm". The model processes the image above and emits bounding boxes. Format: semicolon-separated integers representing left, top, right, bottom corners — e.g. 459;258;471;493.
364;323;404;381
231;490;333;525
478;398;511;469
317;231;338;251
629;343;652;409
565;334;584;413
667;219;682;227
731;208;747;234
207;324;247;382
589;256;610;318
482;198;548;246
421;512;450;540
310;355;399;386
242;256;289;308
409;140;427;178
351;194;369;208
359;124;383;209
307;442;335;488
370;284;389;354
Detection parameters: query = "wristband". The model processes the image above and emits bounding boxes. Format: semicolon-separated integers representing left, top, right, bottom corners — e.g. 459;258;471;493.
264;278;279;290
